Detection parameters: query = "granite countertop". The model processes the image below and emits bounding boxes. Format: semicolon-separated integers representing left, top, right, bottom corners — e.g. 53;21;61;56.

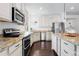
32;28;51;32
57;33;79;45
0;35;24;49
0;31;32;49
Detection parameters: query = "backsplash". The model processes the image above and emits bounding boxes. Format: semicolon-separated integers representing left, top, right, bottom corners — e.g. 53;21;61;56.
0;22;25;34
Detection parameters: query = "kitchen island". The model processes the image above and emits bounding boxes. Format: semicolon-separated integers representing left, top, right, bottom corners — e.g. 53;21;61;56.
52;33;79;56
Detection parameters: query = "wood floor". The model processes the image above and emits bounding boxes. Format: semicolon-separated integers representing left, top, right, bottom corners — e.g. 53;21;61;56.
29;40;58;56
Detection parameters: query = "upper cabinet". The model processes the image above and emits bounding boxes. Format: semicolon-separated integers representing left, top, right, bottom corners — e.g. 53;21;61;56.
0;3;12;22
0;3;28;25
14;3;22;11
65;3;79;20
13;3;26;14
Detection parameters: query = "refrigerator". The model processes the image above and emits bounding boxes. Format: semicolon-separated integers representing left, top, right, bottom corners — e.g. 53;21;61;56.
52;22;65;33
52;22;65;55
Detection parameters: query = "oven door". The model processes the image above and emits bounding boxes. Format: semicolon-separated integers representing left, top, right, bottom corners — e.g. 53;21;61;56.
23;38;30;49
22;35;30;56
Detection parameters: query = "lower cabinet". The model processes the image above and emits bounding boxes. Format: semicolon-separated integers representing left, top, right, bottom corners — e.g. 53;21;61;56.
57;36;61;56
76;46;79;56
52;34;79;56
61;49;74;56
61;39;75;56
10;45;22;56
52;34;61;56
31;33;40;45
9;40;22;56
52;34;58;53
0;40;22;56
0;49;8;56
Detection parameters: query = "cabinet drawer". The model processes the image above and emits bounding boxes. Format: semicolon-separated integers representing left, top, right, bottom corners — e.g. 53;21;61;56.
61;40;74;52
0;49;7;56
61;49;74;56
8;40;22;54
76;46;79;56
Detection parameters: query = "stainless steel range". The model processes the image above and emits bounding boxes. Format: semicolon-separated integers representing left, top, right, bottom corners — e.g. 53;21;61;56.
22;35;30;56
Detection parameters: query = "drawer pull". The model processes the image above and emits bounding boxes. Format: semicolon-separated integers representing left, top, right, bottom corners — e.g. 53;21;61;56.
64;50;68;54
64;42;68;45
15;44;20;47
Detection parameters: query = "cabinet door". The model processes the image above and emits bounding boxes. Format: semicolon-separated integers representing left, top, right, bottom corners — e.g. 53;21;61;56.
0;3;12;22
21;4;25;14
10;46;22;56
52;34;58;53
61;49;74;56
76;46;79;56
61;39;75;56
31;32;40;45
9;40;22;56
57;36;61;56
15;3;22;11
0;49;8;56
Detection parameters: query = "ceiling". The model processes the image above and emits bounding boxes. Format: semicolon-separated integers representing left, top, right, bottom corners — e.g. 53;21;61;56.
65;3;79;12
25;3;64;15
25;3;79;16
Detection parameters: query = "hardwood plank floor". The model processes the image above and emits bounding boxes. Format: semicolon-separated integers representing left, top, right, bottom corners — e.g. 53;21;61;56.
29;40;58;56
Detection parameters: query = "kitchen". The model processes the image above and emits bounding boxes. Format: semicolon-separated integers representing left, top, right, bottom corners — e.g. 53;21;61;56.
0;3;79;56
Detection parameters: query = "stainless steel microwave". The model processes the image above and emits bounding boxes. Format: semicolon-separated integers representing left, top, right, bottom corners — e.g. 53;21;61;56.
12;7;25;25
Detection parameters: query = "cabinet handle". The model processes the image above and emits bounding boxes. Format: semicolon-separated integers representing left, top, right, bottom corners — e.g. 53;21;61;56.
64;50;68;54
64;42;68;45
15;44;20;47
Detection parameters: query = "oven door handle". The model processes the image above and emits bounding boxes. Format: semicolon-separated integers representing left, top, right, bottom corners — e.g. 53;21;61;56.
24;45;30;50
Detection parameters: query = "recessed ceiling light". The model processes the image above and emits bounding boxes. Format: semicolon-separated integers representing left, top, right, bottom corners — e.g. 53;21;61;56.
40;7;43;10
70;6;75;10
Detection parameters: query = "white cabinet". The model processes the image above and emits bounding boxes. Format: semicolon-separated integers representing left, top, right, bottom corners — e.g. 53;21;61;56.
21;3;28;25
14;3;22;11
0;3;26;22
0;40;22;56
21;4;26;14
76;46;79;56
10;46;22;56
57;36;61;56
61;49;74;56
9;40;22;56
0;49;8;56
52;34;61;56
52;34;79;56
0;3;12;22
31;33;40;45
61;39;75;56
52;34;58;53
14;3;26;14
